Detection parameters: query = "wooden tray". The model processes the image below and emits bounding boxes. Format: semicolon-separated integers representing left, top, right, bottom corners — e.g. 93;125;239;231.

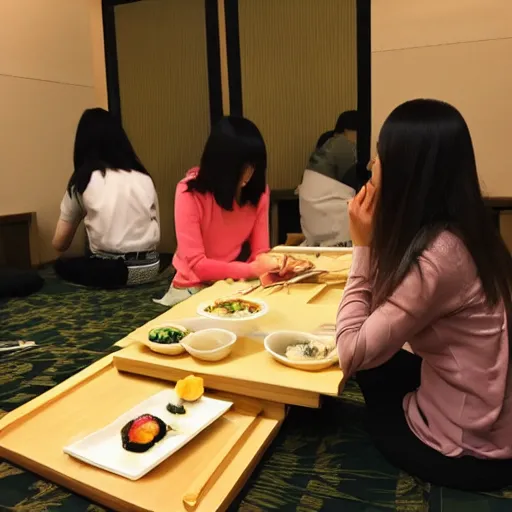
117;281;344;408
131;281;341;340
272;245;353;255
0;356;285;512
114;338;343;408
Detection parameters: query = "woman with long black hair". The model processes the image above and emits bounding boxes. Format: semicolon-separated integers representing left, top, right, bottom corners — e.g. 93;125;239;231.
155;116;277;306
53;108;160;288
337;99;512;491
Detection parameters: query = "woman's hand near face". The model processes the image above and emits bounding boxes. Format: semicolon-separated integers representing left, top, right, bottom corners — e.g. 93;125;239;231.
348;181;377;246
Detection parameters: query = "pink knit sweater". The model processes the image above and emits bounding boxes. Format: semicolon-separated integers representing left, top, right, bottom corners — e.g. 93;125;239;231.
172;169;270;287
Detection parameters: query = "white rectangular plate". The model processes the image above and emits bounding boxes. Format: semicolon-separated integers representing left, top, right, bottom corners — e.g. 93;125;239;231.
63;389;232;480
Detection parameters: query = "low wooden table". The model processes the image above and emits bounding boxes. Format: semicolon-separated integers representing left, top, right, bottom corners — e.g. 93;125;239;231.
114;276;346;408
0;355;285;512
0;250;352;511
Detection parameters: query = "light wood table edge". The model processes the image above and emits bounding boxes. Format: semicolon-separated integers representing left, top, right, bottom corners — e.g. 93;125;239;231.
271;246;353;256
216;412;283;512
0;444;151;512
301;282;329;304
0;358;287;512
255;282;327;304
113;354;321;408
0;354;114;433
0;407;284;512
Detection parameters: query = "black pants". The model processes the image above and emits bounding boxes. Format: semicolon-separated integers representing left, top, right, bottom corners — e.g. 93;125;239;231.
356;350;512;491
0;268;44;299
55;257;128;289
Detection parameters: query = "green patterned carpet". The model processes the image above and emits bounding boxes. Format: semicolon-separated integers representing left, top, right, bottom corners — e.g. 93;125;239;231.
0;269;511;512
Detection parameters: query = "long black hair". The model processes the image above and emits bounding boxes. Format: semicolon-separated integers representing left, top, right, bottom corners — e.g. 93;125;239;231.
67;108;150;196
315;110;358;149
187;116;267;210
372;98;512;313
334;110;358;134
316;130;335;149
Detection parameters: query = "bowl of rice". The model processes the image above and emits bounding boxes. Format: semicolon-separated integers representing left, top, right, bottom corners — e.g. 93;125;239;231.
264;330;338;371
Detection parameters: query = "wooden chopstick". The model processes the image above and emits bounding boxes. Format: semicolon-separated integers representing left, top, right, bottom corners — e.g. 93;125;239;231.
182;403;262;508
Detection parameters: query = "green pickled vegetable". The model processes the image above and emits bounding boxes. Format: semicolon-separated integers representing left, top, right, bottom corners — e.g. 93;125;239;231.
148;326;190;344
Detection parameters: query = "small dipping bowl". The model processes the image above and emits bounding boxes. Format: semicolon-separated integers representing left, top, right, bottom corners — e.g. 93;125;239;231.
264;330;338;371
142;323;190;356
181;328;237;362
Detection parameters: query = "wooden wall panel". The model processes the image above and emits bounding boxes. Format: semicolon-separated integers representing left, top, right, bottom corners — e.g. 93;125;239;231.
115;0;211;252
500;212;512;253
238;0;357;190
371;1;512;197
0;0;101;263
372;0;512;52
0;75;93;261
0;0;94;86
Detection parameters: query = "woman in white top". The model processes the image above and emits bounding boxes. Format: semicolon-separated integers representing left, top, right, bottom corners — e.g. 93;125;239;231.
53;108;160;288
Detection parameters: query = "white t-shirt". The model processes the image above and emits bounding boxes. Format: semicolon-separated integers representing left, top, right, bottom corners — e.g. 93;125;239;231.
298;169;355;247
60;169;160;255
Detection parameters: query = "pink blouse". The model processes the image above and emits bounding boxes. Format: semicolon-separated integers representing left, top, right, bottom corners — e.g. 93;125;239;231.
172;169;270;287
337;231;512;459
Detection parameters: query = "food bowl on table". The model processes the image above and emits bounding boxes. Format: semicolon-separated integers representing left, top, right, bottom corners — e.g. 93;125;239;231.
264;330;338;371
196;298;268;335
142;324;191;355
181;328;237;362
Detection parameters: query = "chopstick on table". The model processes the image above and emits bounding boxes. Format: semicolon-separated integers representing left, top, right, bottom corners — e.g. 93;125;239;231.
182;401;262;508
0;340;37;353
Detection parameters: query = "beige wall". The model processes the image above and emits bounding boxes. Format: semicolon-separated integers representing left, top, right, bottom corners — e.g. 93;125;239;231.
371;0;512;197
115;0;211;253
239;0;357;190
0;0;107;263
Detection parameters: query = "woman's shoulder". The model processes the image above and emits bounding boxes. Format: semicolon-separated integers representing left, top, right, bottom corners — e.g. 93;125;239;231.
175;168;213;208
423;230;475;278
176;168;199;191
177;167;199;187
261;185;270;201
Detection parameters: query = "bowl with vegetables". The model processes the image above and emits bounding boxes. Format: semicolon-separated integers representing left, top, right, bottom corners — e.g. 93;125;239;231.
143;324;191;355
196;297;268;334
264;330;338;371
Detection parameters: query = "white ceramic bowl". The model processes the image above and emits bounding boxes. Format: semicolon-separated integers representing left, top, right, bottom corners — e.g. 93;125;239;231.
264;330;338;371
181;328;237;362
196;298;268;335
142;323;190;355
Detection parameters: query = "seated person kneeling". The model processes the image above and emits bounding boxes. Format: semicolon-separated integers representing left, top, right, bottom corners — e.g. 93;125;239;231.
298;110;358;247
337;99;512;492
155;116;278;307
53;108;160;289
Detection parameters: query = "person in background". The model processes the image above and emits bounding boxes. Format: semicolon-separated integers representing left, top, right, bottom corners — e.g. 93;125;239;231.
53;108;160;288
155;116;278;307
337;99;512;491
298;110;358;247
315;129;335;150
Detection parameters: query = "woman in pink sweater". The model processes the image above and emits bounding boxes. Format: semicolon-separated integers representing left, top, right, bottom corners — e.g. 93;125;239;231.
337;99;512;491
155;117;277;306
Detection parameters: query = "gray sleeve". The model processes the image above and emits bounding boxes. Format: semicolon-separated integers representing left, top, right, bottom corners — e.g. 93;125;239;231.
330;139;357;187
